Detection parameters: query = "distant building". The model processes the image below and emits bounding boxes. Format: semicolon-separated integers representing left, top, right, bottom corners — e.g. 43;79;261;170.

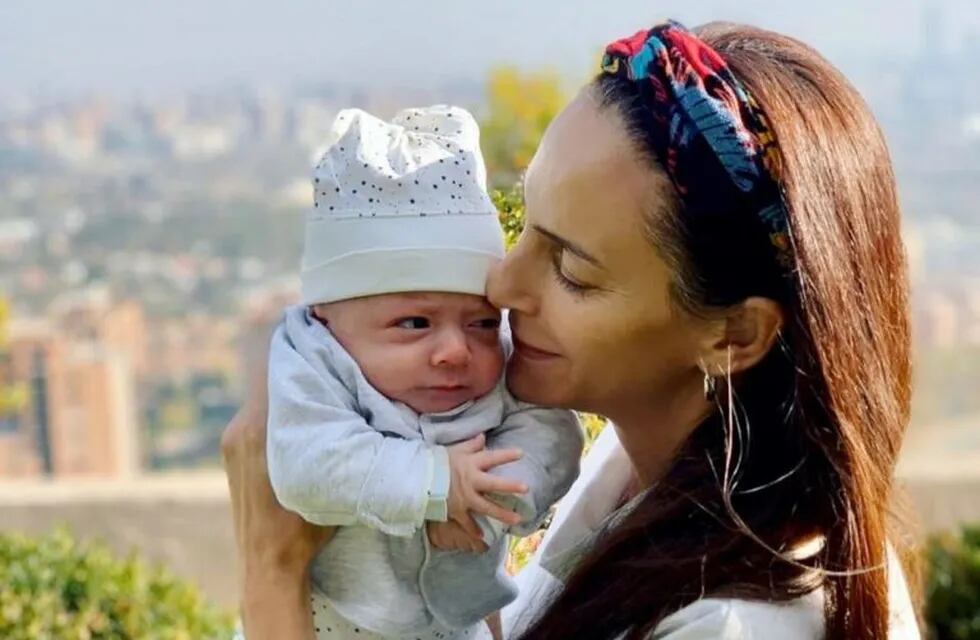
48;341;141;477
914;291;961;349
963;280;980;346
49;287;149;378
0;331;44;478
168;124;233;159
0;218;40;259
145;314;239;385
1;295;146;478
238;280;300;394
2;319;61;477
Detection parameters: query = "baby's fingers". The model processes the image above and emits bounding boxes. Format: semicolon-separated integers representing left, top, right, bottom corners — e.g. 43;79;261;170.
475;447;523;471
470;494;522;526
474;473;528;496
453;433;486;454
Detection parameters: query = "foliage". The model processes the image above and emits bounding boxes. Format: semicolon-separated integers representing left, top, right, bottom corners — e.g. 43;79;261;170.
480;66;565;189
0;297;28;419
155;390;200;434
0;383;28;421
491;184;526;250
926;525;980;640
580;413;607;454
0;298;6;344
507;529;545;577
0;529;234;640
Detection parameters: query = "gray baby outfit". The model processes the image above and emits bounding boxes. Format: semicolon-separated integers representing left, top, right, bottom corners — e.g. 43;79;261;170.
267;305;583;637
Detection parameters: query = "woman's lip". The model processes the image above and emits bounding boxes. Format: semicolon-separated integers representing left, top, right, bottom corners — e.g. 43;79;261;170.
513;336;560;360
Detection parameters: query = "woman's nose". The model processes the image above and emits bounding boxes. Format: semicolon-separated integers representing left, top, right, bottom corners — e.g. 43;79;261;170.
486;248;538;315
431;328;472;368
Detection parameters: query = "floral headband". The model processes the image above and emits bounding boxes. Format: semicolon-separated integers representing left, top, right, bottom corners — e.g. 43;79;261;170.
601;20;793;271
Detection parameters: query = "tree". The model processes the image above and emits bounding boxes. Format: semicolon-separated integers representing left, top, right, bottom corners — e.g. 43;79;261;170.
0;529;234;639
926;525;980;639
480;66;566;190
491;184;525;250
0;298;27;421
480;66;565;252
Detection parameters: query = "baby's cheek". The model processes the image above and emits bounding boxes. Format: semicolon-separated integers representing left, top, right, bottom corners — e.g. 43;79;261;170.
476;342;506;389
358;345;417;398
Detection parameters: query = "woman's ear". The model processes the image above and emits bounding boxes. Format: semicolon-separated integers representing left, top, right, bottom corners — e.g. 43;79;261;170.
698;297;785;376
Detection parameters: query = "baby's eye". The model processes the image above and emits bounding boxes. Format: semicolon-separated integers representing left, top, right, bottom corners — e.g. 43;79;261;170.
396;317;430;330
471;317;501;330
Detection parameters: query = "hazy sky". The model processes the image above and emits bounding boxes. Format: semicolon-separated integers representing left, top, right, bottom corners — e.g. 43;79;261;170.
3;0;979;97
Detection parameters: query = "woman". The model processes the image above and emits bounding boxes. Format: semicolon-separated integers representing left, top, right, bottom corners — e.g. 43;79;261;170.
223;20;920;639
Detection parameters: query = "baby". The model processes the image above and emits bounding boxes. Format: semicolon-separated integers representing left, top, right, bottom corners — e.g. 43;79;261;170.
266;106;584;639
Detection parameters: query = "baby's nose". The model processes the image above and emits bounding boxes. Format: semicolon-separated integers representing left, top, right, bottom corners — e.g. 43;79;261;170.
431;328;472;367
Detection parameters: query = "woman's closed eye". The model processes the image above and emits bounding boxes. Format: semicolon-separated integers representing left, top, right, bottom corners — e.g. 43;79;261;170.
395;316;430;330
550;249;592;296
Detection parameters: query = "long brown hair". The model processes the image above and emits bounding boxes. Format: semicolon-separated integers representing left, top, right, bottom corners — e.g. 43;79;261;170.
519;23;912;640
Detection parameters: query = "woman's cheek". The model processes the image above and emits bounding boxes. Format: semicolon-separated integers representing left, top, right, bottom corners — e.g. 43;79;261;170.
550;290;599;340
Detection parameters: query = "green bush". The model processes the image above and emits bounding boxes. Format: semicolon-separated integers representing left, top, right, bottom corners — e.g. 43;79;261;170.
926;525;980;640
492;184;525;250
480;66;565;189
0;529;234;640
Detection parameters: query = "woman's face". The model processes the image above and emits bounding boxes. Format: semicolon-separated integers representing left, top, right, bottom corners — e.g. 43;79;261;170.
487;88;708;416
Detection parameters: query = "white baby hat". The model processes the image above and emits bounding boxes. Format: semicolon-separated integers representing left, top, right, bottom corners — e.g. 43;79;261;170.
301;105;505;306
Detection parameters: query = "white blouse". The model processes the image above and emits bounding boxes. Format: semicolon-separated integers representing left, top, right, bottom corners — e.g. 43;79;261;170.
496;425;922;639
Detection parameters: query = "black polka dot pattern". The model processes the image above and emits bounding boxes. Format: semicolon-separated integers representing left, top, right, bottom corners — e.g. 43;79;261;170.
308;106;494;220
307;592;482;639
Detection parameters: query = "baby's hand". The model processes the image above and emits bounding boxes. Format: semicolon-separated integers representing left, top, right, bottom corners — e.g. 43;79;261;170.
446;434;527;538
426;520;487;553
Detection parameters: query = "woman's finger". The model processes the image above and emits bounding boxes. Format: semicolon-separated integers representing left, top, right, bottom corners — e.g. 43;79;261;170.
452;528;475;553
475;447;523;470
455;511;485;540
428;529;446;550
464;531;488;554
468;536;487;554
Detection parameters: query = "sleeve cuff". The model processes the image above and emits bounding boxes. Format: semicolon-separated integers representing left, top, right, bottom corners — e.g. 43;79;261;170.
424;445;450;522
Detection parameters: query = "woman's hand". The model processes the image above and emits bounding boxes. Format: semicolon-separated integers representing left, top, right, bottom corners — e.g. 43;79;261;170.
426;520;487;553
221;360;335;640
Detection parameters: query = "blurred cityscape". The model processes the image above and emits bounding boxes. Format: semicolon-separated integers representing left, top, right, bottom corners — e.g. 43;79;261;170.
0;79;481;477
0;7;978;484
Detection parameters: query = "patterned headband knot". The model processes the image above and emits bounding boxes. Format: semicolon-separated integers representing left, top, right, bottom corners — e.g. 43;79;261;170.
601;20;793;272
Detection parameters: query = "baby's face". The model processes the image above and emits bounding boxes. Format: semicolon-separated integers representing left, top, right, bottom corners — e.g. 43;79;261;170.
314;292;504;414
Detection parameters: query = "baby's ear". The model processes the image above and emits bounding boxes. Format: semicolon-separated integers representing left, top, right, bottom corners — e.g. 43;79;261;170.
310;304;329;324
